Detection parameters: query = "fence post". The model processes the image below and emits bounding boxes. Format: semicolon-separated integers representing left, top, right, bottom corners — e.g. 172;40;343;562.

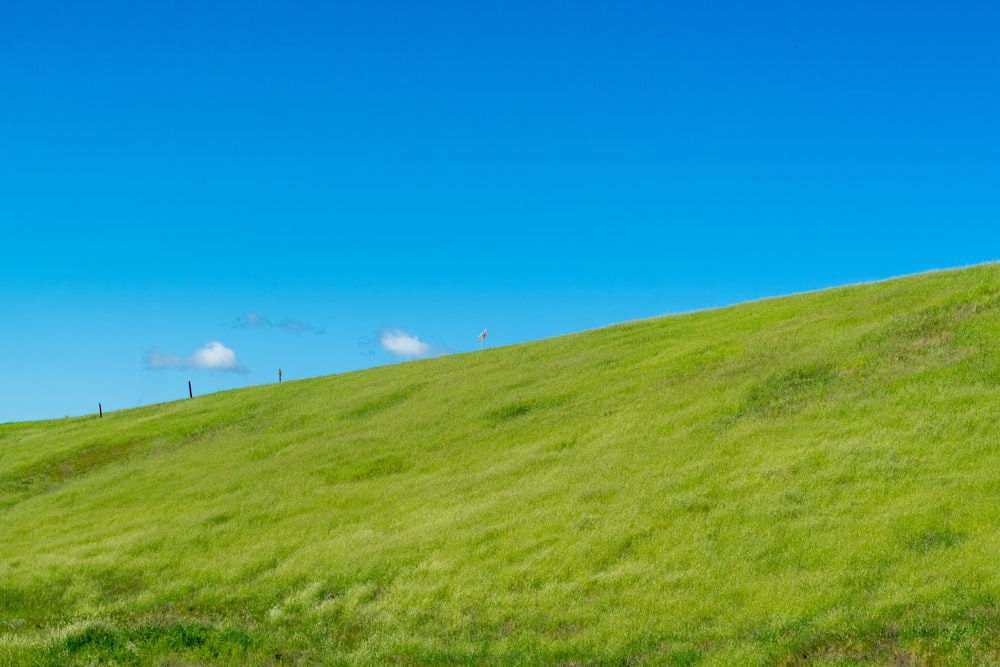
188;381;193;398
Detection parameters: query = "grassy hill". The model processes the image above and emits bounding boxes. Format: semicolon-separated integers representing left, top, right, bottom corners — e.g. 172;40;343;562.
2;263;999;666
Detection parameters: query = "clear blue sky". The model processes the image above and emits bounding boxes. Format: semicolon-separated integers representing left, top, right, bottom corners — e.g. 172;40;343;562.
2;1;998;423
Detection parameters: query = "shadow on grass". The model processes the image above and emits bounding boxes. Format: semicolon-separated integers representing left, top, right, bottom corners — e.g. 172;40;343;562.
43;621;255;666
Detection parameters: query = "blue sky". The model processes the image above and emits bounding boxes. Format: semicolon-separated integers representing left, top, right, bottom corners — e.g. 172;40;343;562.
2;1;998;423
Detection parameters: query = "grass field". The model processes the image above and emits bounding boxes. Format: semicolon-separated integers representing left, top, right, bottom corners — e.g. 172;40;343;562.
2;263;999;665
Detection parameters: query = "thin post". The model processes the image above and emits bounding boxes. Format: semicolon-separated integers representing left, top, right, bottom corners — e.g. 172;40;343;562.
99;403;103;418
278;368;282;383
188;381;193;398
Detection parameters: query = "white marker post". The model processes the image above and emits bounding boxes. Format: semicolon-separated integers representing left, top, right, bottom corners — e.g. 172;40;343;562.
478;329;488;349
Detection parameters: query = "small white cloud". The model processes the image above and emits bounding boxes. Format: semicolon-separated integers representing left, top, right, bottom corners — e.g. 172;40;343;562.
146;341;248;373
190;341;242;370
379;329;432;358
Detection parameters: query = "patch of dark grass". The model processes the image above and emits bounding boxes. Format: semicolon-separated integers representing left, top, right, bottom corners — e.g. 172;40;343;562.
776;603;1000;666
320;453;413;485
487;396;571;427
204;510;235;527
490;401;535;424
730;363;837;422
0;584;69;633
908;526;966;554
349;455;410;481
0;439;144;507
342;384;425;420
43;621;256;666
863;302;977;367
92;569;148;606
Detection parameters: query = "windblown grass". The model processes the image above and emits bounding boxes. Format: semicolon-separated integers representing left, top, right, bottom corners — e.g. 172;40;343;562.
2;263;1000;665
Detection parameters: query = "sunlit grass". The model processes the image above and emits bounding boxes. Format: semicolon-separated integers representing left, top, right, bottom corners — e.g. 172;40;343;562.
2;263;999;665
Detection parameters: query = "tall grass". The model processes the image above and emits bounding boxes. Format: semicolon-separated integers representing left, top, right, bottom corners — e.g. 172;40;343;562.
2;263;999;665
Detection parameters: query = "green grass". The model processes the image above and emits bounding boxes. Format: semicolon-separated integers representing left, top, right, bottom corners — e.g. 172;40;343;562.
2;263;1000;665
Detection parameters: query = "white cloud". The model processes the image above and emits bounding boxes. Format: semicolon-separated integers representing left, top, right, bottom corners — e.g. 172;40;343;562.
146;341;248;373
379;329;432;358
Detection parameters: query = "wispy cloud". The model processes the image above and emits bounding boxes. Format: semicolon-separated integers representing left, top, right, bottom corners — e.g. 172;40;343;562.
277;319;322;334
237;312;270;329
146;341;248;373
234;312;324;334
379;329;432;358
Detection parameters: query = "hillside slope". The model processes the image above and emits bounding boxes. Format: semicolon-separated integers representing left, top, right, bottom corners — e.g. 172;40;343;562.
2;263;999;666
